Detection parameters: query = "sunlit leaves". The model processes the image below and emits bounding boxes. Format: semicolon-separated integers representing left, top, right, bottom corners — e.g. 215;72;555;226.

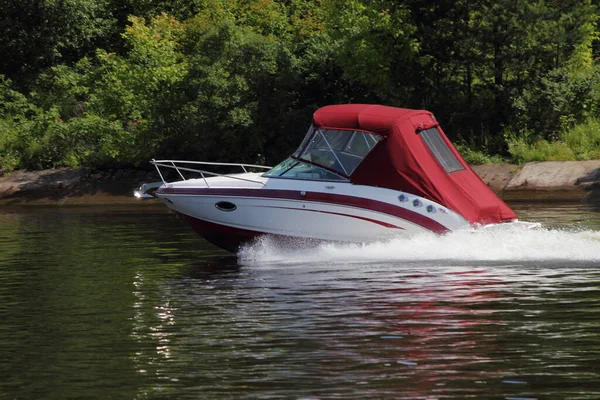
0;0;599;171
324;0;418;100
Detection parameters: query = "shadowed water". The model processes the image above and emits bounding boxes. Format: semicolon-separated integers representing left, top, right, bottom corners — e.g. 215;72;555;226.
0;203;599;399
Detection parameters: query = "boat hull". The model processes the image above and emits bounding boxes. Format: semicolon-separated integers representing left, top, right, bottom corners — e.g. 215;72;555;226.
156;177;470;252
181;213;334;252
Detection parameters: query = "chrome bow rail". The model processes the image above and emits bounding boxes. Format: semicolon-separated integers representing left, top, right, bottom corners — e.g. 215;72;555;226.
135;159;272;199
151;159;272;187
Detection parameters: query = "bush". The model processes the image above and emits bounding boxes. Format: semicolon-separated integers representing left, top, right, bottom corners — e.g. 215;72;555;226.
0;76;47;171
506;117;600;163
0;119;23;172
509;67;600;143
40;115;137;169
508;138;575;163
560;117;600;160
455;143;504;165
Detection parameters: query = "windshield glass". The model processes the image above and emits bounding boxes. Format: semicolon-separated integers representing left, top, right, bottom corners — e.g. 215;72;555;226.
296;128;381;176
263;158;347;181
266;126;381;181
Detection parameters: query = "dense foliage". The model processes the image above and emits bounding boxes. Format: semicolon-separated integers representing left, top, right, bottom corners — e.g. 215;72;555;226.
1;0;599;171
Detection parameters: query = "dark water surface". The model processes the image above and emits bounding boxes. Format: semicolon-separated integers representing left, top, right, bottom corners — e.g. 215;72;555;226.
1;203;599;399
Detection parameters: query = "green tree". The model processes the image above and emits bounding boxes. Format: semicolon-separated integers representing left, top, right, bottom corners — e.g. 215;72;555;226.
155;19;287;162
402;0;598;151
323;0;419;103
0;0;115;87
2;0;599;172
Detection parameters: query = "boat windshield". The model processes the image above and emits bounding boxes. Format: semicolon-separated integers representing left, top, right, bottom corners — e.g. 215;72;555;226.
263;158;347;181
265;126;381;181
295;127;380;176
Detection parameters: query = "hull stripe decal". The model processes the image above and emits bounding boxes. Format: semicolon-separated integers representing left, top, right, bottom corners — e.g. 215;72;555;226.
158;187;450;233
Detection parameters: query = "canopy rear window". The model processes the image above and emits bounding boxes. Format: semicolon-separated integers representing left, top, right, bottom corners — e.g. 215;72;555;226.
419;127;464;173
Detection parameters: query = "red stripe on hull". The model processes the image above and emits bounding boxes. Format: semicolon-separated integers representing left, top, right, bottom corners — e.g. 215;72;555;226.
159;187;450;233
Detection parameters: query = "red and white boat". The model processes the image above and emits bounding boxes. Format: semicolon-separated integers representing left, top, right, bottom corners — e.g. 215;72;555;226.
139;104;519;252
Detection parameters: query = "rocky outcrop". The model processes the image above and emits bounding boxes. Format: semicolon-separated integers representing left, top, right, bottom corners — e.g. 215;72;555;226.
471;163;517;193
472;160;600;203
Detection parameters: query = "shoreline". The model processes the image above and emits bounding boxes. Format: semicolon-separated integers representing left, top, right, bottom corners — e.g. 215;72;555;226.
472;161;600;204
1;161;599;205
0;168;156;206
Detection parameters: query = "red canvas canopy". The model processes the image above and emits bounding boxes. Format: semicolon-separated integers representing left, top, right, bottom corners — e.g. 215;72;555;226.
313;104;517;225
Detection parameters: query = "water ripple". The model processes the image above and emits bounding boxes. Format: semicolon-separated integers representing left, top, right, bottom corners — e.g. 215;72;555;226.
0;204;599;399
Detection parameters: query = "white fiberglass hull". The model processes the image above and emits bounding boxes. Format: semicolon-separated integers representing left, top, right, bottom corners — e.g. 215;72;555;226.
155;173;470;252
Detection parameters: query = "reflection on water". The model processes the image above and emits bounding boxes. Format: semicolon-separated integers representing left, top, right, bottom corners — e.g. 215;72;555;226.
513;201;600;230
0;203;599;399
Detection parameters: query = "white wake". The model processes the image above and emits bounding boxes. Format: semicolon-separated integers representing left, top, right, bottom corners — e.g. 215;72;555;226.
238;224;600;265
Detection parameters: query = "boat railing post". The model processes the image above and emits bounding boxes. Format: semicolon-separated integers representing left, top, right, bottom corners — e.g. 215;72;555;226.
171;160;186;181
200;171;210;187
153;159;168;186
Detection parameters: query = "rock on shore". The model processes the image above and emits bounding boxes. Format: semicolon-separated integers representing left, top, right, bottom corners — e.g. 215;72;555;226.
0;161;599;205
0;168;157;205
472;160;600;203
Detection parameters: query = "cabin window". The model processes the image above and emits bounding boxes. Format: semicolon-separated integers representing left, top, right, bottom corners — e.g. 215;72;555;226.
419;127;464;173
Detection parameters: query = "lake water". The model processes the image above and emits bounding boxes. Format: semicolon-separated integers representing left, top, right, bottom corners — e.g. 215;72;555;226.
1;202;599;399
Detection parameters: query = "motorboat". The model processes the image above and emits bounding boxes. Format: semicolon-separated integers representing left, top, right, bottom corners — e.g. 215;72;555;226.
138;104;520;252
